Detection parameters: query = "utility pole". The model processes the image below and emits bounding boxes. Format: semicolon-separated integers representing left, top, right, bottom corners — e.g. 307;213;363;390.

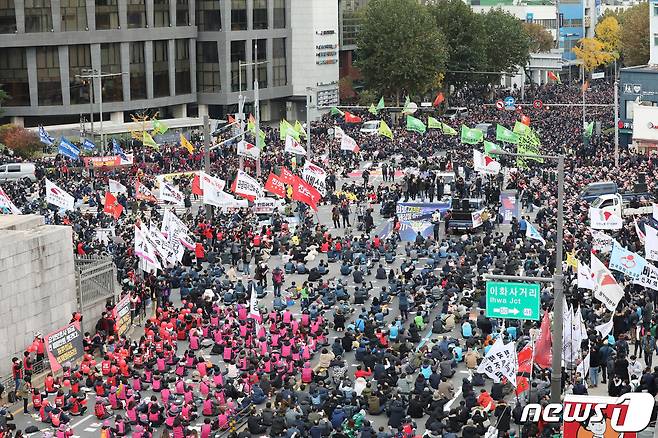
203;115;212;220
239;55;268;175
614;80;619;168
306;87;314;158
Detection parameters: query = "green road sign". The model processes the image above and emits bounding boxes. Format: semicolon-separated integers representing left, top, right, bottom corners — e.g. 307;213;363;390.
485;281;540;320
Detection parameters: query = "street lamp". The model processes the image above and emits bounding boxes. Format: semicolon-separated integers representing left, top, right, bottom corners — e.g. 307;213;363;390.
238;45;268;177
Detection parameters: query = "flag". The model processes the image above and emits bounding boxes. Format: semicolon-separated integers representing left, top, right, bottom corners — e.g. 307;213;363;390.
232;170;264;201
103;191;123;220
81;138;96;150
548;71;561;83
179;133;194;154
159;182;184;206
596;316;614;339
584;121;594;138
227;114;236;124
653;203;658;221
294;120;307;138
520;115;531;126
635;218;646;244
496;124;519;144
645;223;658;261
247;114;256;133
278;167;297;185
108;179;127;194
589;207;623;230
378;121;393;139
0;186;21;214
290;176;320;211
142;131;159;150
39;126;54;146
135;181;157;203
58;137;80;160
433;92;444;107
591;254;625;311
576;353;590;379
406;115;426;134
344;111;362;123
591;229;614;252
441;123;457;136
198;172;230;208
460;125;483;144
484;141;500;157
192;174;203;195
264;173;287;198
566;250;578;270
427;117;442;129
340;133;360;153
134;225;161;270
534;311;552;368
513;121;530;135
112;139;128;161
368;104;377;115
516;128;544;168
582;80;589;93
330;107;344;116
473;149;500;175
237;140;260;159
45;178;75;211
477;337;517;384
284;135;307;155
279;119;299;141
525;222;546;245
516;345;533;395
578;261;595;289
609;241;646;280
152;119;168;135
376;97;385;111
402;96;414;115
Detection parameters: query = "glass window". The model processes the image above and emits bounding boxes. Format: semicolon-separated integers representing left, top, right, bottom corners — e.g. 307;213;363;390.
255;38;267;87
253;0;267;29
36;46;62;105
24;0;53;32
153;40;169;97
68;45;91;105
655;4;658;15
196;41;220;92
0;0;16;33
129;41;146;99
175;39;191;94
231;40;245;92
176;0;188;25
95;0;119;29
154;0;170;27
272;38;286;87
273;0;284;28
0;48;30;106
127;0;145;28
626;101;635;120
231;0;246;30
196;0;221;31
61;0;87;31
100;42;123;102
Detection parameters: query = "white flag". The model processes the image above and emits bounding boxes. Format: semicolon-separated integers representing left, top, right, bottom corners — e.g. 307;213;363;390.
159;182;184;206
45;178;75;211
595;315;614;339
233;170;264;199
633;261;658;292
477;337;517;384
237;140;260;159
473;150;501;175
161;209;194;250
284;135;307;155
589;207;623;230
645;223;658;261
591;229;613;253
635;219;646;244
334;125;344;139
653;203;658;221
0;186;21;214
302;161;327;196
577;262;596;290
198;171;229;207
108;179;127;194
134;225;161;270
525;222;546;245
149;222;182;265
340;133;360;153
591;254;624;311
576;353;590;379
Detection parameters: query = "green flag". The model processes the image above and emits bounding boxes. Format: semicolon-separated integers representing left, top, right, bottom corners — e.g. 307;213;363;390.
376;97;385;111
247;119;255;133
294;120;307;138
513;121;530;135
256;129;266;149
402;96;416;115
378;120;393;139
406;115;426;134
441;123;457;136
484;141;500;157
280;120;299;141
496;124;519;144
330;107;344;116
368;104;378;115
460;125;483;144
427;117;442;129
584;121;594;138
142;131;159;150
152;119;168;136
516;128;543;167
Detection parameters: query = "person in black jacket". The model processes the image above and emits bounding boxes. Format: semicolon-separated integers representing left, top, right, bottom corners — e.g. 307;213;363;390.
494;400;512;435
407;394;426;419
247;407;268;434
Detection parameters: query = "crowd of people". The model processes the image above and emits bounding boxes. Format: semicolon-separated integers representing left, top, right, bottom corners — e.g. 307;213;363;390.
1;78;657;438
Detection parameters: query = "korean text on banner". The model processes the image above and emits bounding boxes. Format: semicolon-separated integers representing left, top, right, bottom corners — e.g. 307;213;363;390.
45;178;75;211
302;161;327;196
45;322;84;372
113;295;132;336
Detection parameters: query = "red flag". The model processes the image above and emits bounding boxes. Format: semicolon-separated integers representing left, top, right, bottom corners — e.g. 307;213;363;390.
291;176;319;211
344;111;362;124
278;167;297;185
264;173;287;198
192;174;203;196
520;115;531;126
228;114;236;124
547;71;558;82
103;191;123;220
515;377;530;395
534;311;552;369
433;92;445;107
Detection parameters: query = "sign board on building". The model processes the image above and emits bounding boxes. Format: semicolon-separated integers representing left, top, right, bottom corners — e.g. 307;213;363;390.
485;281;541;320
631;103;658;142
623;83;643;95
592;71;605;80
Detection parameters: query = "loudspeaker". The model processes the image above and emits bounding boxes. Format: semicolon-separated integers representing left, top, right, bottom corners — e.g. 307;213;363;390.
451;198;461;210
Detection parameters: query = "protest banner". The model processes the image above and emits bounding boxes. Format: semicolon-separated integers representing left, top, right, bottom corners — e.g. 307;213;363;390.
253;197;277;214
302;161;327;196
45;322;84;372
113;295;132;336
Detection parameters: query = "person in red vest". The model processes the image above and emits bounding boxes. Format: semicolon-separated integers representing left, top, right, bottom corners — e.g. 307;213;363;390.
194;241;205;269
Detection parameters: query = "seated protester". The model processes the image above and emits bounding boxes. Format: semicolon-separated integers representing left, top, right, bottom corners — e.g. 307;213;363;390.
317;260;329;275
354;287;368;305
308;267;322;282
353;268;364;284
340;262;352;276
273;296;287;311
375;264;387;280
284;260;296;274
296;262;308;274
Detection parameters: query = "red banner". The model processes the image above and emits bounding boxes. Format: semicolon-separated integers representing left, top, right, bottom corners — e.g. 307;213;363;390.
279;167;296;185
291;176;320;211
103;192;123;220
264;173;287;198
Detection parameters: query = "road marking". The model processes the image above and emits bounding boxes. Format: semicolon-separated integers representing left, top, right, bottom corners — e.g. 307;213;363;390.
443;388;463;412
70;414;94;428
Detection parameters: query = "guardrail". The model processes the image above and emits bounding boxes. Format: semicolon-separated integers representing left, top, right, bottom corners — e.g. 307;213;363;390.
216;402;254;437
0;357;51;392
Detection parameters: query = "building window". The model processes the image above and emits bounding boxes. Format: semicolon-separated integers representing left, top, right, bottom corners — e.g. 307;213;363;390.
176;0;189;25
196;41;220;92
273;0;284;28
100;42;123;102
127;0;146;28
231;0;246;30
175;39;191;94
196;0;221;31
154;0;170;27
0;0;16;33
272;38;286;87
36;47;62;105
95;0;119;29
153;40;169;97
654;4;658;15
68;44;91;105
130;41;146;99
0;48;30;106
24;0;53;32
626;101;635;120
255;39;267;87
61;0;87;31
253;0;267;29
231;40;245;92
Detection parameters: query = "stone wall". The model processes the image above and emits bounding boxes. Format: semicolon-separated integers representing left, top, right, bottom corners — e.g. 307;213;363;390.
0;215;77;377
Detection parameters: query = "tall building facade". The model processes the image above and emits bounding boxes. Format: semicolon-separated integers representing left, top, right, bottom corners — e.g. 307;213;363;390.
0;0;339;127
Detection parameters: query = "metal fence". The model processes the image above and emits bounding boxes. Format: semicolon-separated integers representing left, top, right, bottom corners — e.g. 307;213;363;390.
0;358;50;392
75;255;117;310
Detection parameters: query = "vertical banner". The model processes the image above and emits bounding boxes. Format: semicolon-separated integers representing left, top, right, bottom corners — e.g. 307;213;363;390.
45;322;84;372
113;295;132;336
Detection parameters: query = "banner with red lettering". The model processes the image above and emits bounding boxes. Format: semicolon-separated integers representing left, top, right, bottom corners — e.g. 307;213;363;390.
231;170;264;201
135;181;157;203
279;167;297;185
264;173;287;198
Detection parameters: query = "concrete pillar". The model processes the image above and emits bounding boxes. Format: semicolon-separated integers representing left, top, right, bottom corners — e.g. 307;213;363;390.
220;39;230;94
120;42;130;100
260;100;271;122
169;0;176;27
189;38;197;94
247;0;253;30
266;38;273;89
146;0;154;27
91;43;101;105
189;0;195;25
26;48;37;107
172;104;187;118
51;0;62;32
198;104;209;117
86;0;95;30
10;117;25;127
168;39;176;96
145;41;154;99
58;46;70;106
15;0;25;33
111;112;123;123
118;0;127;29
245;40;253;91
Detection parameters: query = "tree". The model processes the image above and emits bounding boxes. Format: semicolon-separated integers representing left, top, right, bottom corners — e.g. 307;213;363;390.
428;0;487;87
595;16;621;58
481;9;531;75
0;87;8;117
620;2;649;66
572;38;617;71
0;124;40;158
524;22;554;53
356;0;448;103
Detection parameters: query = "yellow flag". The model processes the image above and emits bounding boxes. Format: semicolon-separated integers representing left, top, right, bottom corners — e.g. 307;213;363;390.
142;131;159;150
566;250;578;269
180;133;194;154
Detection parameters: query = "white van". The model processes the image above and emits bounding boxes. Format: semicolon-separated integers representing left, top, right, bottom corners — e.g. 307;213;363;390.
0;163;36;182
444;107;468;120
360;120;382;135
